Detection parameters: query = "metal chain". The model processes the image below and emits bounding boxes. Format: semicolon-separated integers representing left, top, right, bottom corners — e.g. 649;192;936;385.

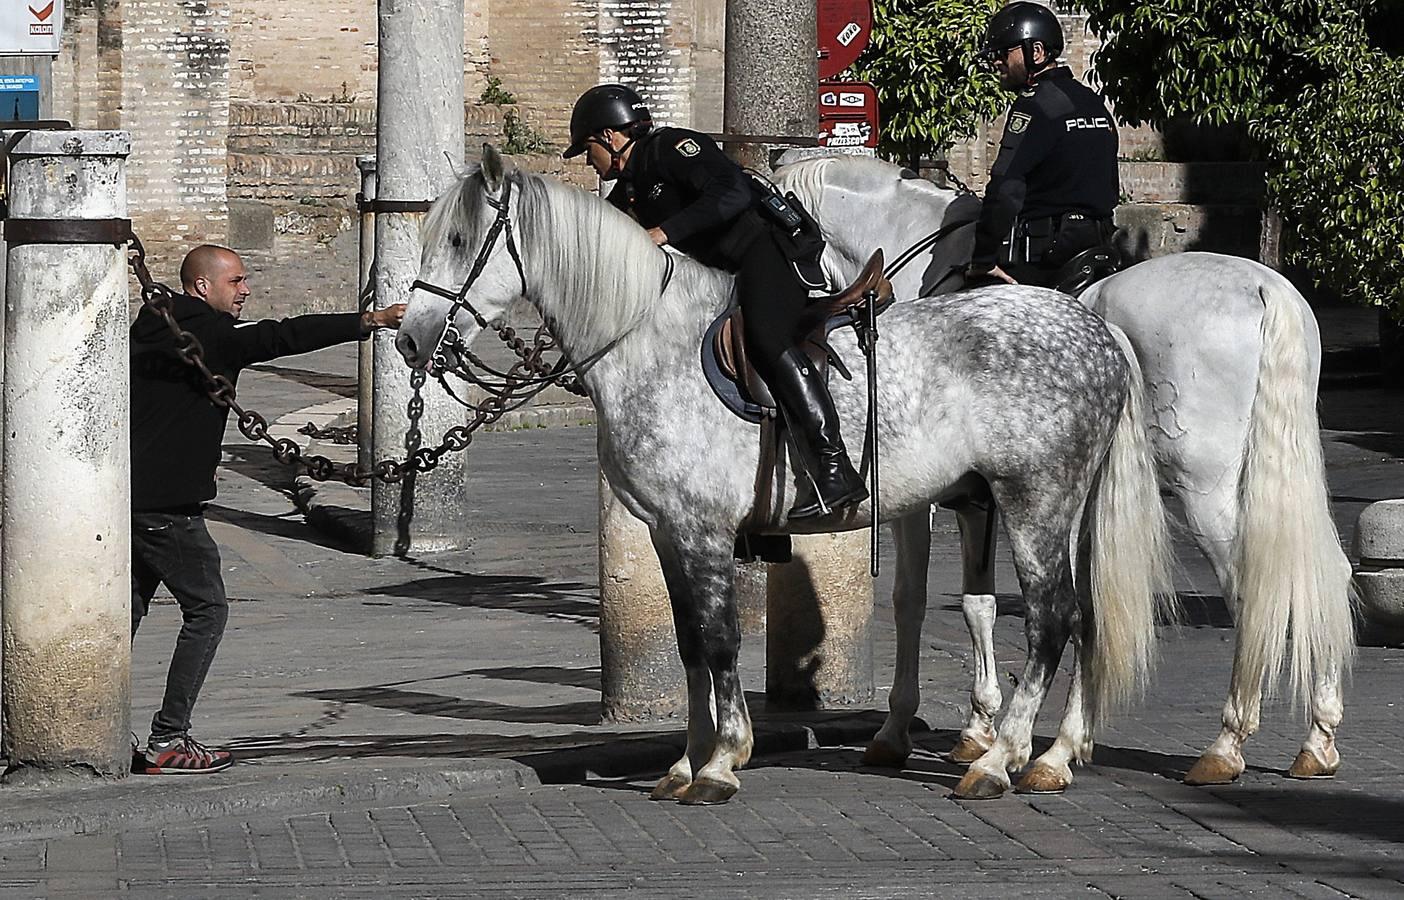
126;234;575;485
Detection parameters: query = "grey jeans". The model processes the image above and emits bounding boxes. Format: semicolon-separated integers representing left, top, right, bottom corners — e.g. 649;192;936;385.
131;509;229;738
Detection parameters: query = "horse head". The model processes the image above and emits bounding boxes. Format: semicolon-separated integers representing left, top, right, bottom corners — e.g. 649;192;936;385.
398;143;525;371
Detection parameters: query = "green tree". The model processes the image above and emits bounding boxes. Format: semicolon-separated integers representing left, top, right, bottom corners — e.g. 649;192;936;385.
852;0;1009;164
1079;0;1404;311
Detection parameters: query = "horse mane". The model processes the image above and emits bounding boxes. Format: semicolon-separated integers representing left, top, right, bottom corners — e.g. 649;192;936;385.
424;165;729;363
777;154;960;217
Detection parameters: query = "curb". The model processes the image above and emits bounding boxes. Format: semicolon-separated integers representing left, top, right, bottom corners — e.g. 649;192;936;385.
0;713;917;842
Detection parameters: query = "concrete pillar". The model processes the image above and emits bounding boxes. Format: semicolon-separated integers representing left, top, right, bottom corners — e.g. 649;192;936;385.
1355;499;1404;642
598;473;685;721
723;0;817;170
766;531;874;708
356;156;377;475
724;0;874;704
1;130;132;782
370;0;471;556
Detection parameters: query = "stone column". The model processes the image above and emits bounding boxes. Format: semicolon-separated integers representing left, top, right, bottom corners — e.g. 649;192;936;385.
724;0;874;704
370;0;471;556
766;530;874;707
356;156;377;474
723;0;817;170
1;130;132;782
598;474;685;721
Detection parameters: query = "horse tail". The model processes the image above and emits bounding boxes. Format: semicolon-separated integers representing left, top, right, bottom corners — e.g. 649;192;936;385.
1232;275;1355;714
1085;323;1176;728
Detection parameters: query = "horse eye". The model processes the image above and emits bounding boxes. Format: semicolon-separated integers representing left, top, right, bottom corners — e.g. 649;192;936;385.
450;232;463;249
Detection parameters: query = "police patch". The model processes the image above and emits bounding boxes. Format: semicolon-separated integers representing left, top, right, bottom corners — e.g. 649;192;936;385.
1007;112;1031;134
675;137;701;157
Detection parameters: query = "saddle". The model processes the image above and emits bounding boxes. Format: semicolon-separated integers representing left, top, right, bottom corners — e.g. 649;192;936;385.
701;249;894;424
1054;244;1122;297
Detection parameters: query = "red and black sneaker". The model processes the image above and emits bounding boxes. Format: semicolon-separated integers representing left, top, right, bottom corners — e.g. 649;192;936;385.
135;734;233;775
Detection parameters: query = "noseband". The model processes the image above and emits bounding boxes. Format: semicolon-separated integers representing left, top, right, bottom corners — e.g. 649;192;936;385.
410;178;528;375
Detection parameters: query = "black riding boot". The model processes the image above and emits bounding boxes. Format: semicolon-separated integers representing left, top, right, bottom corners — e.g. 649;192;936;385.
768;347;868;519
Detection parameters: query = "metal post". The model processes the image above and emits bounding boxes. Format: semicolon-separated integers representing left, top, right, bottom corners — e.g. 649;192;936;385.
1;130;132;782
370;0;470;556
356;155;376;475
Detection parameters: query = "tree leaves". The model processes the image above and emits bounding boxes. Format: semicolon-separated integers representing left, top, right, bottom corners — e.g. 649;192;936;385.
1080;0;1403;309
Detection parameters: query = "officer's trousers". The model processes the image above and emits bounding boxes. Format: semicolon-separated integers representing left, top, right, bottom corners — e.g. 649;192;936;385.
737;231;809;379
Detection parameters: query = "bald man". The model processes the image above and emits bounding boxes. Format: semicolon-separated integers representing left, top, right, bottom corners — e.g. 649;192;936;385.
128;244;404;775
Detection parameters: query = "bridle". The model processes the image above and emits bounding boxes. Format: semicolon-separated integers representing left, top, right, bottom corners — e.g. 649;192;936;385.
410;178;529;378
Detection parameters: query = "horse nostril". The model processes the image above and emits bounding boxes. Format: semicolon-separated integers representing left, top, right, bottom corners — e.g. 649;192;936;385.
397;331;419;364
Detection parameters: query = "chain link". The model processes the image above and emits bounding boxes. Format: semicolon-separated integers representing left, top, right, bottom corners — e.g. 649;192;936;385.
127;233;577;485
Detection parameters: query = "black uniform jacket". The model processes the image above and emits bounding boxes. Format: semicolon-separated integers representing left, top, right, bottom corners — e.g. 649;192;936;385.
130;294;363;512
606;126;759;270
971;67;1119;270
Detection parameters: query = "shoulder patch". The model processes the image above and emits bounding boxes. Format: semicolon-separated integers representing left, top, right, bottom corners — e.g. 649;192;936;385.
1007;112;1032;134
674;137;701;158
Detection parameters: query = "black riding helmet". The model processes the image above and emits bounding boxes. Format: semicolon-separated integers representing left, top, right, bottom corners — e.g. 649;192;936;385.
978;2;1064;76
563;84;651;159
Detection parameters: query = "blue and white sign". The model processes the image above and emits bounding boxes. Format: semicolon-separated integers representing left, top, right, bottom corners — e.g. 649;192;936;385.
1;0;65;54
0;74;39;121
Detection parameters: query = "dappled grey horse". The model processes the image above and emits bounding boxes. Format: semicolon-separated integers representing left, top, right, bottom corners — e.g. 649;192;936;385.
398;146;1172;802
777;154;1355;787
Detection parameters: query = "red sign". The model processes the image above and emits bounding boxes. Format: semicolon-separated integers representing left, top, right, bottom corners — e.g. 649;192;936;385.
817;0;873;80
818;80;879;148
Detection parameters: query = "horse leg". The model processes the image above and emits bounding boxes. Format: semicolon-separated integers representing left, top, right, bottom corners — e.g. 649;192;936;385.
1289;661;1343;778
950;502;1001;764
955;535;1074;801
647;531;753;803
1013;611;1087;793
1178;487;1261;786
863;512;932;769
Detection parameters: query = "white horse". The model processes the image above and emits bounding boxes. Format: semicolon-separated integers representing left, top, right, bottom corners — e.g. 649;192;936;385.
777;154;1355;786
399;146;1172;802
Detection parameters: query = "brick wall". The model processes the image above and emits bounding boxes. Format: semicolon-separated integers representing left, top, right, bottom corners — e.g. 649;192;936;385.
55;0;232;274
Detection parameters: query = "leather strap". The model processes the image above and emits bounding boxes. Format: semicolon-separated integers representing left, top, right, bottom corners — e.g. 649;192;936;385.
3;217;133;246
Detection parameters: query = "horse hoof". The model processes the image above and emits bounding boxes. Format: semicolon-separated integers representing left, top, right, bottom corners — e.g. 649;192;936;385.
861;740;910;769
1287;749;1339;779
650;773;692;801
948;735;993;764
678;778;738;806
1184;753;1243;786
952;770;1007;800
1015;763;1070;795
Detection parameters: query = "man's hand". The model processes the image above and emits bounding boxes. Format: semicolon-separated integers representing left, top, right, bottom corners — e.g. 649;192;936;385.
362;303;407;334
975;265;1017;285
646;226;669;246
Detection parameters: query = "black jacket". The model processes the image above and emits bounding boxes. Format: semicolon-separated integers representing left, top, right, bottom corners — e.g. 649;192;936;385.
972;67;1119;269
129;294;364;511
605;126;760;269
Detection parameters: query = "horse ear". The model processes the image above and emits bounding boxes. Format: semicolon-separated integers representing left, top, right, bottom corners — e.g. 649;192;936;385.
482;143;505;193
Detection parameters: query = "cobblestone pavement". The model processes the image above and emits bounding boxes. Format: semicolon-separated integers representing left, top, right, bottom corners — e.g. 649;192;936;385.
1;336;1401;897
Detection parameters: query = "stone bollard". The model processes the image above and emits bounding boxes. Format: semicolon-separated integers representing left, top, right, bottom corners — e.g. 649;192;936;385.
598;472;685;721
369;0;472;556
1;129;133;782
356;155;376;476
766;530;874;708
1354;499;1404;642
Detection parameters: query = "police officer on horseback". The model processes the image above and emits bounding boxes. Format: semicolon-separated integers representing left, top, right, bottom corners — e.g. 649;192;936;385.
565;83;867;519
968;2;1120;292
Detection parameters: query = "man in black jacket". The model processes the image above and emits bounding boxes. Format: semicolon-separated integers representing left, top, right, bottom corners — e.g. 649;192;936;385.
968;2;1119;289
129;244;403;774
